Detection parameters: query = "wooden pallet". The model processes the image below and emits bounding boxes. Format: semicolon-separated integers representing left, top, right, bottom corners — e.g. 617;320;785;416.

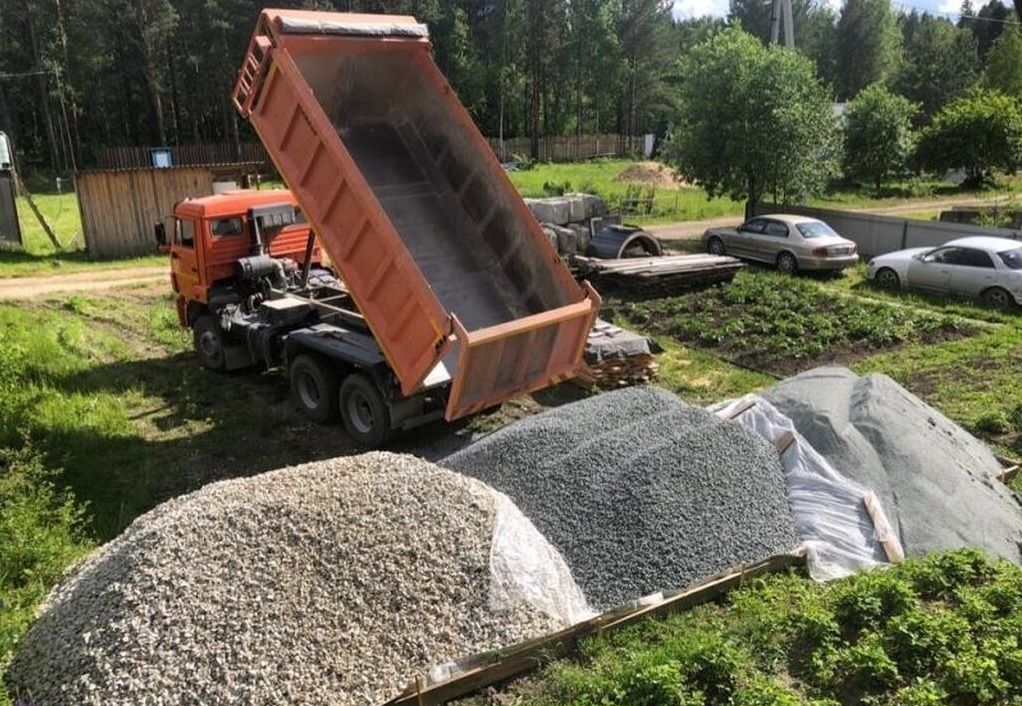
385;551;806;706
573;254;744;292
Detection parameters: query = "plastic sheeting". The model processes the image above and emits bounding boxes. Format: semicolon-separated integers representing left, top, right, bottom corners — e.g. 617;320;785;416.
425;488;594;687
489;490;595;626
712;394;903;580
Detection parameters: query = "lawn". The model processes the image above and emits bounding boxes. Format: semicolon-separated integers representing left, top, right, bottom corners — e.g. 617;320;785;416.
0;188;164;278
506;158;745;223
465;550;1022;706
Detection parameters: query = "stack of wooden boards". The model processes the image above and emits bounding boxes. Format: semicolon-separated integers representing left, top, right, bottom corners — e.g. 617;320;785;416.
576;320;659;388
574;253;744;292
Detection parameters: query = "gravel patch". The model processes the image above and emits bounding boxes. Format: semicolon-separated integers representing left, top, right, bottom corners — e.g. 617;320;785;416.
764;367;1022;562
6;452;560;706
443;386;800;609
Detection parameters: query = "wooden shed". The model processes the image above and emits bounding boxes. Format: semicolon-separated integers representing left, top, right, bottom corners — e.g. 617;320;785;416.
75;163;259;258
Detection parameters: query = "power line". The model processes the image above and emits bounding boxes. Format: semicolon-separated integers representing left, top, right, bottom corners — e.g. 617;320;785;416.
894;2;1022;25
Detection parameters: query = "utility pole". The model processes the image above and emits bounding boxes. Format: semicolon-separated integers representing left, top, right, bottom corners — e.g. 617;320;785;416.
769;0;795;48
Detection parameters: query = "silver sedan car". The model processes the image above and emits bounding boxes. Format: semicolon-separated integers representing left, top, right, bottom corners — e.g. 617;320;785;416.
867;236;1022;308
704;214;859;274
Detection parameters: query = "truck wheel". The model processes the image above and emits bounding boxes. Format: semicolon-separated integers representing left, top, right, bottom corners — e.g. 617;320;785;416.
193;315;227;371
290;354;339;423
339;373;394;448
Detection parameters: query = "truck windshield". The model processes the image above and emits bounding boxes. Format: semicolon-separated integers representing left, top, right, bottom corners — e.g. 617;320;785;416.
795;221;838;239
998;248;1022;269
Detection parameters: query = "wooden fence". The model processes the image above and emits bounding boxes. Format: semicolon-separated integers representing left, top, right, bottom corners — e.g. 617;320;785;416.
96;134;647;170
76;163;259;258
487;134;646;162
97;143;270;170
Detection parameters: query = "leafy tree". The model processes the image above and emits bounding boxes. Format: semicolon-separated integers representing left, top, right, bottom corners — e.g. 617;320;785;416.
842;84;918;194
836;0;901;99
894;15;979;118
915;89;1022;186
662;27;838;210
984;24;1022;98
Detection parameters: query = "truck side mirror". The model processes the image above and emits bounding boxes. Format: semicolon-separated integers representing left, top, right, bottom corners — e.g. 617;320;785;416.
154;222;170;253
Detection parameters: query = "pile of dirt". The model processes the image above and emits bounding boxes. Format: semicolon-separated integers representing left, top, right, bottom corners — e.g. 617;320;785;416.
6;453;570;706
613;161;683;188
443;386;800;609
764;367;1022;563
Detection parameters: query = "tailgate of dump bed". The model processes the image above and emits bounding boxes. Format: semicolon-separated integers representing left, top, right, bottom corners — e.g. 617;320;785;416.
446;285;598;419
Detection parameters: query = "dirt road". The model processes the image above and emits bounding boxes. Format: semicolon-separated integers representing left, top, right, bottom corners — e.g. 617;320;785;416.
0;266;166;301
647;193;1021;241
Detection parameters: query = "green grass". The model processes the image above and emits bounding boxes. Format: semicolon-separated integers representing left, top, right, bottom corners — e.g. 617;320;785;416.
472;550;1022;706
506;159;745;223
0;188;164;278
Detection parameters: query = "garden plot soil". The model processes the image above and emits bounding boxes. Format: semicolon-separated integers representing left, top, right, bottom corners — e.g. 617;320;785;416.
765;367;1022;563
443;386;800;609
6;453;561;706
619;275;972;377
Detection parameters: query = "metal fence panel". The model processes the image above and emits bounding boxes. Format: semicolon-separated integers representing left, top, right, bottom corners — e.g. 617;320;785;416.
754;203;1022;258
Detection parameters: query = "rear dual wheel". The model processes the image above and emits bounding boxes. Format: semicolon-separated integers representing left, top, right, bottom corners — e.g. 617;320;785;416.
290;354;393;447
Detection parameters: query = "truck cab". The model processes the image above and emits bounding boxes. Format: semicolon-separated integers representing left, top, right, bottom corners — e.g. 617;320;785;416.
160;188;446;447
165;189;321;327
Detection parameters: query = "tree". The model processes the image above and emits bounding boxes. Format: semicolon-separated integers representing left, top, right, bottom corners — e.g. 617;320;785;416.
894;15;979;119
842;84;918;194
915;89;1022;186
969;0;1011;58
984;24;1022;98
836;0;900;99
662;27;838;211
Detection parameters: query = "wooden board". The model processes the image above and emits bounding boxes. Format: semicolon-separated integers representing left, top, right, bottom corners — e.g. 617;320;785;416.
385;551;806;706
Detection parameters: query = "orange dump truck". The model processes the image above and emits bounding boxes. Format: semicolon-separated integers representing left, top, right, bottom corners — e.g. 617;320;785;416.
171;9;598;444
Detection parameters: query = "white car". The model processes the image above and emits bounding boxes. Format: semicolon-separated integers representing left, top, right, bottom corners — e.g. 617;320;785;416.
867;236;1022;308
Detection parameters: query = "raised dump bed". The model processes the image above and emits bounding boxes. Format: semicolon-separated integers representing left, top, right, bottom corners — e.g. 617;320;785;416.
233;10;598;419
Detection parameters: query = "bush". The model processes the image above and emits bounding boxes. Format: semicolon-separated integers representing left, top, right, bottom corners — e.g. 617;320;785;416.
914;89;1022;187
0;447;91;676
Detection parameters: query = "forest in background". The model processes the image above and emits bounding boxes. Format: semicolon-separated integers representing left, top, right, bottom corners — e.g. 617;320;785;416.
0;0;1020;174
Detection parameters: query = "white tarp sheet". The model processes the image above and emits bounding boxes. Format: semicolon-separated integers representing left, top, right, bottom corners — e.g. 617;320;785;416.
712;394;903;580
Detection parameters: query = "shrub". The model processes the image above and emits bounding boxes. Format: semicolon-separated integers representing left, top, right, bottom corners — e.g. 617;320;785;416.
831;571;919;635
0;447;91;670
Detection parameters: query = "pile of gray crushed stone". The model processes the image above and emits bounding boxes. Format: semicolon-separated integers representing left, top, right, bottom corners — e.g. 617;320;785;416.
6;452;560;706
764;367;1022;562
443;386;800;609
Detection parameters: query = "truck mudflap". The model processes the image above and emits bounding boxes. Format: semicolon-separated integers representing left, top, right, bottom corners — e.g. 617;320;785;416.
445;283;601;420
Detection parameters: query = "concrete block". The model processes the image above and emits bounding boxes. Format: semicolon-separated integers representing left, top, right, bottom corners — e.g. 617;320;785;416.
524;197;571;226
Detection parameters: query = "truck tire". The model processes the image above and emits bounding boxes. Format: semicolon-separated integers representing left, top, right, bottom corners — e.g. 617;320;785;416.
339;373;394;448
193;315;227;371
290;354;339;424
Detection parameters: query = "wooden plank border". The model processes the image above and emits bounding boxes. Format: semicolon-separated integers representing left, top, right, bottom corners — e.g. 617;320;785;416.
385;551;806;706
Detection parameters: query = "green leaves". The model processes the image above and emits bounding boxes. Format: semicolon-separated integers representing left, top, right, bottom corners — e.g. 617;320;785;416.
843;84;919;194
661;27;838;207
914;89;1022;185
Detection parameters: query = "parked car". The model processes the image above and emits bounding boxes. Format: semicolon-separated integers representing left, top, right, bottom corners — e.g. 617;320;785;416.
867;236;1022;309
703;215;858;274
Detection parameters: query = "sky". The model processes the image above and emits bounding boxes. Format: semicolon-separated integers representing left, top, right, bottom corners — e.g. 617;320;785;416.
671;0;963;23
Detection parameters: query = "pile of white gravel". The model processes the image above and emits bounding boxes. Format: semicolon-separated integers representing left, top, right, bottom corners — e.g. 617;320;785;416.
6;452;562;706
